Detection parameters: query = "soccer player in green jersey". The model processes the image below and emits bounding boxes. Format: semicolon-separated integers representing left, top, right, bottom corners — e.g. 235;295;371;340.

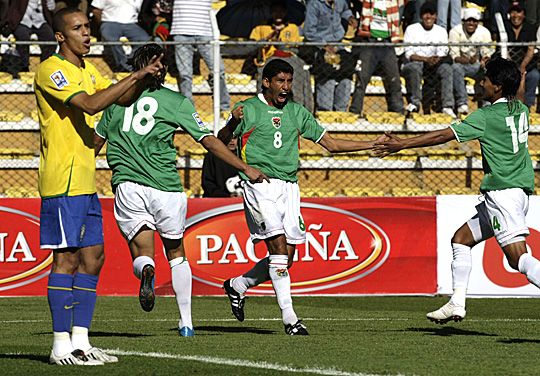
374;57;540;324
94;44;267;337
220;59;385;335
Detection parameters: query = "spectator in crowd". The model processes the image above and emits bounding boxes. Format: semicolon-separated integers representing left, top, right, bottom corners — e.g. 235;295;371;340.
171;0;230;114
449;7;494;115
139;0;173;43
498;2;539;109
302;0;357;112
249;0;313;112
1;0;56;78
437;0;461;30
401;1;455;117
525;0;540;29
350;0;404;116
202;136;241;197
35;7;163;365
91;0;150;72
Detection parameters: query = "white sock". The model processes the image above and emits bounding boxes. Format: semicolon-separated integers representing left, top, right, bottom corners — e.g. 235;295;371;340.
518;252;540;288
53;331;74;357
133;256;155;279
449;243;472;307
71;326;91;352
232;257;270;294
269;254;297;325
170;257;193;329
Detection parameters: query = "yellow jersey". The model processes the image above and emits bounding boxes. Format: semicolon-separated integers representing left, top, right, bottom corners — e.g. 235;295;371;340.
34;53;112;198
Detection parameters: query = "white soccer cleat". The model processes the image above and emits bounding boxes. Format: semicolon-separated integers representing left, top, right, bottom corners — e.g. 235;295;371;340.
426;301;466;324
49;349;104;365
85;347;119;363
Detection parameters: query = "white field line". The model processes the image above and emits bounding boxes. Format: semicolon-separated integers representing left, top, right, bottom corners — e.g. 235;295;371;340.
2;317;540;324
104;348;402;376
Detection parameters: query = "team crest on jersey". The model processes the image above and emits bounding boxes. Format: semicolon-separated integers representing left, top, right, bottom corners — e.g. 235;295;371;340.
272;117;281;129
50;70;68;89
192;112;208;130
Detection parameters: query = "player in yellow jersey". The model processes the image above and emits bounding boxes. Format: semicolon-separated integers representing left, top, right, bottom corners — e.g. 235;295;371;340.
34;7;164;366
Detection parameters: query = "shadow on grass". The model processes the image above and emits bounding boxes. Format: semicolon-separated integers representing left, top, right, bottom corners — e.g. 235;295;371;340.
498;338;540;344
170;325;276;335
409;327;498;337
34;331;151;338
0;353;49;364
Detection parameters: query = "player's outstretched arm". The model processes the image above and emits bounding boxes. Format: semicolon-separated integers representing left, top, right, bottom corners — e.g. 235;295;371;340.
218;105;244;145
373;128;456;157
317;132;386;153
69;54;164;115
201;135;269;183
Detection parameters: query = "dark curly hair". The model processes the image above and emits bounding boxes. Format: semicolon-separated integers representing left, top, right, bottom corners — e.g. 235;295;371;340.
130;43;167;90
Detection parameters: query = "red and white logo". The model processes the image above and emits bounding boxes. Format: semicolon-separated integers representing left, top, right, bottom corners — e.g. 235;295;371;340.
183;203;391;293
0;206;51;292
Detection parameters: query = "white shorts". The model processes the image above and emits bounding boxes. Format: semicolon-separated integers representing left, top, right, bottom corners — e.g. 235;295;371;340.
114;181;187;242
242;179;305;244
467;188;529;247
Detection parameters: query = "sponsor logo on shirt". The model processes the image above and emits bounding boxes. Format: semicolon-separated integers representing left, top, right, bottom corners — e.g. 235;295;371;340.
50;70;68;89
272;117;281;129
192;112;207;130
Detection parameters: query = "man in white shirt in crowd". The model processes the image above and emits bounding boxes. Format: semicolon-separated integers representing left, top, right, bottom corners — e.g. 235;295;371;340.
449;7;493;115
91;0;150;72
170;0;230;113
401;1;455;117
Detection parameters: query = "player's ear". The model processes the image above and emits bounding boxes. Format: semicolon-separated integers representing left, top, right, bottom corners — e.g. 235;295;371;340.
55;31;65;43
262;77;270;89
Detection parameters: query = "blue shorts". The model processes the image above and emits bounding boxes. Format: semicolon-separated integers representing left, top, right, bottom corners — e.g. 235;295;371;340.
40;194;104;249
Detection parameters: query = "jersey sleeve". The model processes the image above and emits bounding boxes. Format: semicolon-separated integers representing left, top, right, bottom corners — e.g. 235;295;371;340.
95;106;113;139
176;97;212;141
298;105;326;142
37;62;85;105
450;109;486;142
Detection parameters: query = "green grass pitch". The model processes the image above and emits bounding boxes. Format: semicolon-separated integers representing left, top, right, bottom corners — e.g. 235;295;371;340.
0;296;539;375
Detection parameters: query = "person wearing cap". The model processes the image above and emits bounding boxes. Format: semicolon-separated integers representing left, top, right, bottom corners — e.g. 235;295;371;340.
498;2;539;109
449;7;494;115
402;1;455;117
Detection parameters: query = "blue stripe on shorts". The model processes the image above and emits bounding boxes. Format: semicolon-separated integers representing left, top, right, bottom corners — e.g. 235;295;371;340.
40;194;104;249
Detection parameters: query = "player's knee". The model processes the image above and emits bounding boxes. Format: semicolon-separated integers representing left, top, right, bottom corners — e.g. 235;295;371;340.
451;231;475;247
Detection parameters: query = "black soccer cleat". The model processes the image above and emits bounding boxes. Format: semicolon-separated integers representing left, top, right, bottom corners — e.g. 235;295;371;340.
139;264;155;312
223;278;245;322
285;320;309;336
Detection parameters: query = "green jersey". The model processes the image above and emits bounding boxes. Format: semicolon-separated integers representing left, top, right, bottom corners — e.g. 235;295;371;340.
232;94;326;182
96;87;211;192
450;98;534;194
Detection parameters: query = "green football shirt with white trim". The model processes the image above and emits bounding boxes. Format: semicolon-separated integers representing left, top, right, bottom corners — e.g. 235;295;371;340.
96;87;211;192
232;94;326;182
450;98;534;194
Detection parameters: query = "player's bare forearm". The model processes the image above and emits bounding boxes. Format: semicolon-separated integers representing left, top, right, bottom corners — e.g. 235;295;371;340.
373;128;455;156
201;136;269;182
94;133;106;156
318;132;380;153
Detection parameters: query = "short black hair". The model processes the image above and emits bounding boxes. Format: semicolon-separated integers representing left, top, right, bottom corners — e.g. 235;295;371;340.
485;57;521;99
52;7;83;33
130;43;167;89
420;1;437;16
262;59;293;82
